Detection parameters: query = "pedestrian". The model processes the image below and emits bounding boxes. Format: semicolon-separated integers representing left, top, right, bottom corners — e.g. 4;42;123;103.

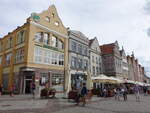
116;87;121;101
0;84;3;96
113;88;117;100
143;86;147;96
103;87;107;98
134;85;141;102
31;82;36;99
9;84;14;97
75;80;81;105
123;87;128;101
80;83;88;106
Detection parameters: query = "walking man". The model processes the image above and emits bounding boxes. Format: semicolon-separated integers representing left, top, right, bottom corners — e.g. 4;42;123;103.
81;83;88;106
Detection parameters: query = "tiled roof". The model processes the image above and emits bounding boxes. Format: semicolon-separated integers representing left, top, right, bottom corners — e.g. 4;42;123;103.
100;43;115;55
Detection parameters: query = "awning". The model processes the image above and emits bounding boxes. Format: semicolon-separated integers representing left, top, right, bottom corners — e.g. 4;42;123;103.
91;74;119;84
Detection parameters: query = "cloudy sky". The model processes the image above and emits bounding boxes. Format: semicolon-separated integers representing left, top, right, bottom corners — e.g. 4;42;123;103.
0;0;150;76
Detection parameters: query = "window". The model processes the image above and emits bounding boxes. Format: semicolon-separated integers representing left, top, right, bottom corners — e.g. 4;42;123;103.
44;50;51;64
5;53;12;65
43;33;49;45
71;41;76;52
52;13;55;18
59;54;64;66
45;16;50;22
52;52;58;65
34;47;43;63
51;36;57;47
93;66;95;75
83;59;88;70
34;46;64;66
0;42;2;52
52;74;64;92
78;58;82;69
17;30;25;44
40;73;49;86
15;48;24;63
78;44;82;54
58;39;64;49
0;56;2;64
6;37;13;49
96;67;99;75
92;56;95;63
83;47;88;56
54;21;59;26
34;32;42;43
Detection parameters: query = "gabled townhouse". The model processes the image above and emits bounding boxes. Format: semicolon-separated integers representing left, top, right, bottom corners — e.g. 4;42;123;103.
0;5;69;96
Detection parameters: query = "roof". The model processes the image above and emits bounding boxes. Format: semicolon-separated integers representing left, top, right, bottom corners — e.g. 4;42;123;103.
89;38;94;46
100;43;115;55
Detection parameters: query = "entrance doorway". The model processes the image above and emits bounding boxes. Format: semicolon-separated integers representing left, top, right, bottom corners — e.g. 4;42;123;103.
24;75;33;94
25;80;32;94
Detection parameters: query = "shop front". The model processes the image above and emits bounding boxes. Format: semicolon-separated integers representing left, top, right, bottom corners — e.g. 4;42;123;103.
20;67;65;95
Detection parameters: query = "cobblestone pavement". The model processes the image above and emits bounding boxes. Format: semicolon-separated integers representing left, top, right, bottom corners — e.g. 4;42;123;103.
0;95;150;113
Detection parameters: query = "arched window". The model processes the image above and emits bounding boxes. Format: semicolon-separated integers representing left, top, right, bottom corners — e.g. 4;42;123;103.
35;32;42;42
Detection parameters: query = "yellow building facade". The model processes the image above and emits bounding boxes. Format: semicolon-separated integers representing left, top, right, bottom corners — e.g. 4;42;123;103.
0;5;69;95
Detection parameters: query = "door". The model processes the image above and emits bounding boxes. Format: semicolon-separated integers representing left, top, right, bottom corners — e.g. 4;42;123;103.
25;80;32;94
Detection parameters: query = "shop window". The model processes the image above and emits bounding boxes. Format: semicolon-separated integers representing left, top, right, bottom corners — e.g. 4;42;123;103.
40;73;49;86
52;74;64;92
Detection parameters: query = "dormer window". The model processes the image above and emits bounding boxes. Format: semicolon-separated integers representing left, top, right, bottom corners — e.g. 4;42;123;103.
45;16;50;22
54;21;59;26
